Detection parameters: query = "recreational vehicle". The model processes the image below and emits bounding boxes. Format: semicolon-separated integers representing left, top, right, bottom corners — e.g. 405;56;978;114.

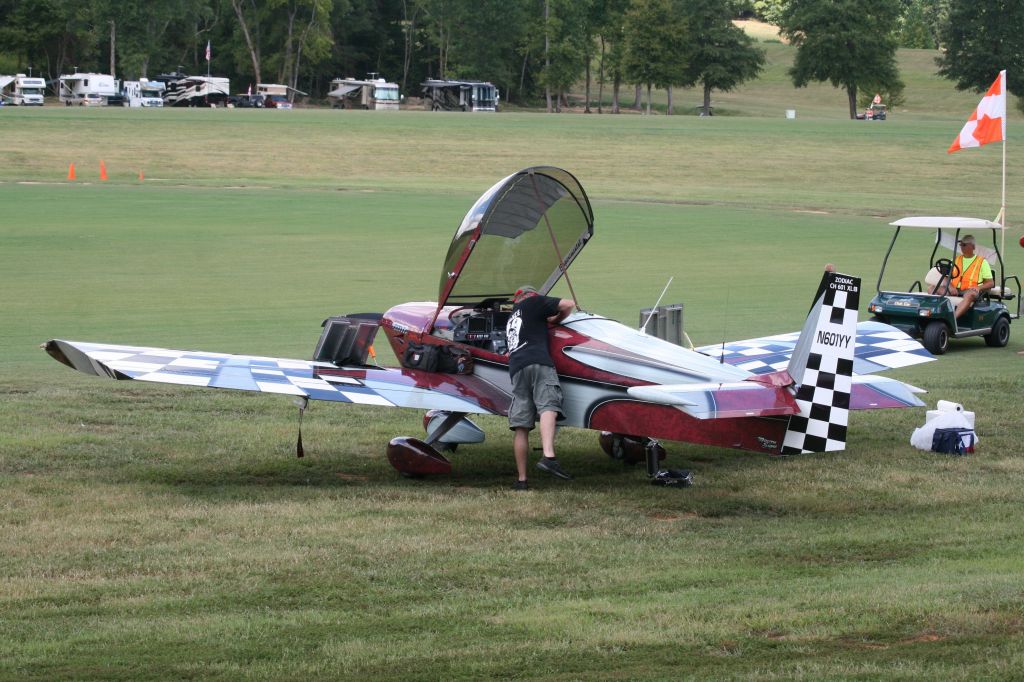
122;79;165;107
154;72;230;107
59;72;119;106
421;79;498;112
327;77;400;110
0;74;46;105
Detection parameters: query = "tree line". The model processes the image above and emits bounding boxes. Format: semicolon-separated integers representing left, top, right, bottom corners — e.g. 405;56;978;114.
0;0;1019;116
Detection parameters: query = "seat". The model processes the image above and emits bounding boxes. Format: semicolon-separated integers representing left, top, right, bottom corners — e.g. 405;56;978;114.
923;267;963;306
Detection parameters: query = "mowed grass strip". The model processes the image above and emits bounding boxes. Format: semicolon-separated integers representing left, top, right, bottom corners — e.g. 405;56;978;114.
2;72;1024;679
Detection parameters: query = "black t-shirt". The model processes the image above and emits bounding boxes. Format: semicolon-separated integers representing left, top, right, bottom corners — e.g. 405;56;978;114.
506;294;561;377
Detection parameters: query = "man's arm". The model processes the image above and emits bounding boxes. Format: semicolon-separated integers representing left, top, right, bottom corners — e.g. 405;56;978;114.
547;298;576;324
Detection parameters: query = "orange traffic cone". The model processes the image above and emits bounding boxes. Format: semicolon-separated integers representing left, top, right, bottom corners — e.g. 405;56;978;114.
67;163;76;181
138;169;144;181
99;160;108;181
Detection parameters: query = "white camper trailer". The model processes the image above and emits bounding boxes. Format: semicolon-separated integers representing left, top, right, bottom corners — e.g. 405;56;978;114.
122;79;165;107
327;77;400;110
155;72;230;107
0;74;47;105
59;72;119;106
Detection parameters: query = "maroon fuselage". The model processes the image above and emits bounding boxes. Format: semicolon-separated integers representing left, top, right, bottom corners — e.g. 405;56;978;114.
382;302;791;455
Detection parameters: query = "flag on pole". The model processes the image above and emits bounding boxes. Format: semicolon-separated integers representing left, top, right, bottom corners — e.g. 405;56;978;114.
205;40;211;63
948;70;1006;153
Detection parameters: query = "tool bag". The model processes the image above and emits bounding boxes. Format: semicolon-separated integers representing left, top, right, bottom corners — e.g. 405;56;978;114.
931;428;976;455
402;343;440;372
402;343;474;374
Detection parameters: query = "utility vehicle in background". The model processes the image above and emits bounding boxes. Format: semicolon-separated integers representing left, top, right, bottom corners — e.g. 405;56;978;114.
867;216;1020;354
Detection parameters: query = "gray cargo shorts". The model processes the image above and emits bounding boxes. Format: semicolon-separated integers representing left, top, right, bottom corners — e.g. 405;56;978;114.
508;364;564;430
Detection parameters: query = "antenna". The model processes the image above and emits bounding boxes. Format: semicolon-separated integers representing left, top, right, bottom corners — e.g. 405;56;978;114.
640;277;673;333
718;286;731;363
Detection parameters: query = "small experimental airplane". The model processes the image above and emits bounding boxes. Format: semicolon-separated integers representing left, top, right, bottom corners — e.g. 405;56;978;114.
45;167;934;483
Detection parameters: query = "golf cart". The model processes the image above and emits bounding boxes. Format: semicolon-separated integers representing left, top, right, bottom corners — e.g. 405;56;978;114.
867;217;1020;354
855;103;887;120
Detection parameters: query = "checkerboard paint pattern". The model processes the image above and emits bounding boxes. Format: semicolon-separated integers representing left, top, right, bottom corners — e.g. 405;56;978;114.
781;274;860;454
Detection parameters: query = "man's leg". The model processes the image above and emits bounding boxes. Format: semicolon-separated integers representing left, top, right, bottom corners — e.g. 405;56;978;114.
535;410;572;480
538;410;558;458
513;427;530;483
954;289;978;319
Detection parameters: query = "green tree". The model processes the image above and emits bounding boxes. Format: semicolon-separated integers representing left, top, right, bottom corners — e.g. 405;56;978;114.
539;0;589;112
937;0;1024;112
593;0;630;113
445;0;530;101
681;0;765;116
898;0;939;48
751;0;785;26
780;0;905;119
622;0;689;114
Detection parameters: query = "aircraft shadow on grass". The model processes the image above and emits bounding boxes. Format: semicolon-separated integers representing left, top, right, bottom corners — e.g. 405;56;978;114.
45;167;934;487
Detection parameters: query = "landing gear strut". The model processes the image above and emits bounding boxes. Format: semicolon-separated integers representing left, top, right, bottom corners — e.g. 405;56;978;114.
600;432;692;487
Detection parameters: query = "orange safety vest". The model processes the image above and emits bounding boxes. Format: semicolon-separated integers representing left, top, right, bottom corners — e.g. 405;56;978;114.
951;254;986;290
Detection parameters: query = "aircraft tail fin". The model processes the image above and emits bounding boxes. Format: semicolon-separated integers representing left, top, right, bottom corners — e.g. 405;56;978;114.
781;271;860;454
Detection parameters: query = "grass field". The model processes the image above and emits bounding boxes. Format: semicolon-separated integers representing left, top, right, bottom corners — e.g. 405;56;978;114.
2;45;1024;680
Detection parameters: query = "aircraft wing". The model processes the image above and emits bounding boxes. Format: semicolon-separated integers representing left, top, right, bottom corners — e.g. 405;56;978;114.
44;340;510;415
697;320;934;376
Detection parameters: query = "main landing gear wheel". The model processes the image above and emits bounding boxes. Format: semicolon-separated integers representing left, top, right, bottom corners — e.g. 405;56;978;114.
923;321;950;355
387;437;452;477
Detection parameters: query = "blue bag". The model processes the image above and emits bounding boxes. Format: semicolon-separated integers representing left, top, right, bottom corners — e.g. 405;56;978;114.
931;428;975;455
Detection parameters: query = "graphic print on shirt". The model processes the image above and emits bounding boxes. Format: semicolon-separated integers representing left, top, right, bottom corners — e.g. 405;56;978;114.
506;309;524;355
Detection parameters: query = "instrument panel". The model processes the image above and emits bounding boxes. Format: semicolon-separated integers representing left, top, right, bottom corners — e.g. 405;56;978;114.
450;307;510;354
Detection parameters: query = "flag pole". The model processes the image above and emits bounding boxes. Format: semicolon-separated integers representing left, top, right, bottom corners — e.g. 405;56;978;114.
1001;131;1006;255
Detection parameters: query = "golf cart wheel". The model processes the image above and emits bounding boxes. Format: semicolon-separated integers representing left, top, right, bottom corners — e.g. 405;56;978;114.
984;316;1011;347
923;321;950;355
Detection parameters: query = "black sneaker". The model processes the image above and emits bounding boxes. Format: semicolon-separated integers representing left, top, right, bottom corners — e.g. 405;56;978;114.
512;480;530;491
536;457;573;480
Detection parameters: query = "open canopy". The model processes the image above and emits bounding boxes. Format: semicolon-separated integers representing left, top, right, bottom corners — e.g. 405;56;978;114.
437;167;594;307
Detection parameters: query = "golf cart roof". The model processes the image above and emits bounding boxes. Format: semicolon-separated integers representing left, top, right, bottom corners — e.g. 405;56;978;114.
437;167;594;307
889;216;1004;230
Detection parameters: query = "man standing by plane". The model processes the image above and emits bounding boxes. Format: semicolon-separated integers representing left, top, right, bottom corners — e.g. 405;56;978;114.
506;286;575;490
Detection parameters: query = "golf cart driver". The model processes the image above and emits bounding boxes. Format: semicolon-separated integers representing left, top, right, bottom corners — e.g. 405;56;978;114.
926;234;994;320
868;216;1020;355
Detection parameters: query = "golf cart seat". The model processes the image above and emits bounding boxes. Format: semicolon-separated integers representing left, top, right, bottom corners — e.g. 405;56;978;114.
924;267;964;306
924;266;1014;301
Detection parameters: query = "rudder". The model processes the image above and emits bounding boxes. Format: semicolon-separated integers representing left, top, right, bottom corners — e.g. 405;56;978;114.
781;271;860;454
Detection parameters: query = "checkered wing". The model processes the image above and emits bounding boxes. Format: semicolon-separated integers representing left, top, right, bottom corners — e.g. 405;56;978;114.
697;321;933;376
44;340;509;416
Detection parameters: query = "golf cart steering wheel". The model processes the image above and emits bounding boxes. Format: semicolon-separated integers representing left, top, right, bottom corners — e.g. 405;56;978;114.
934;257;960;281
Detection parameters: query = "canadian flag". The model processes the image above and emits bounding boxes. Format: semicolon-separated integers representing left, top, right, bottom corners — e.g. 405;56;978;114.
948;70;1006;153
205;40;211;63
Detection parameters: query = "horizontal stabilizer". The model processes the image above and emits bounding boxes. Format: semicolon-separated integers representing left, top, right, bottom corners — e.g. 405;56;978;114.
851;375;926;410
698;320;934;377
627;381;799;420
